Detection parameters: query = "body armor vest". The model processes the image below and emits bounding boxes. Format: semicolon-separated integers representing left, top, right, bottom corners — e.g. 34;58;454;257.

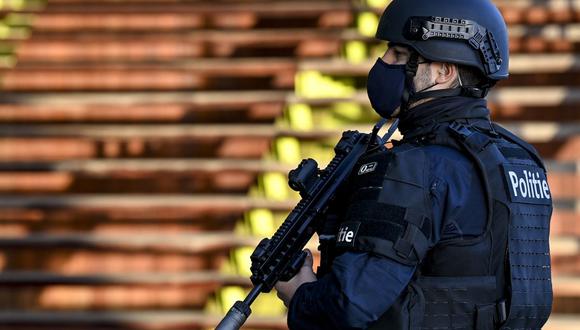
322;120;553;330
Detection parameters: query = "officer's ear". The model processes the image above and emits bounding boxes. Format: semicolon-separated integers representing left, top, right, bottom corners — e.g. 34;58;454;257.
433;62;459;87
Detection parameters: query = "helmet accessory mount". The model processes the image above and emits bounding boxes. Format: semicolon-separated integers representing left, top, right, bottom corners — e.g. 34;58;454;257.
406;16;503;76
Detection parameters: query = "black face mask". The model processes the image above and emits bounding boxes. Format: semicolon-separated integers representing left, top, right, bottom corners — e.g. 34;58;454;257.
367;58;438;118
366;58;407;119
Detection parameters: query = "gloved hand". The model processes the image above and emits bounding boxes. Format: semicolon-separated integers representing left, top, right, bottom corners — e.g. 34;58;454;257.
274;249;317;307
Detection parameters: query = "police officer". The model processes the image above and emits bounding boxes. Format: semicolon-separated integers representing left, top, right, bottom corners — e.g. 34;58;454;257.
275;0;553;329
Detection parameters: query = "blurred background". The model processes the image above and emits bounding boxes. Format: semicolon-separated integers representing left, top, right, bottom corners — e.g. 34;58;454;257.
0;0;578;329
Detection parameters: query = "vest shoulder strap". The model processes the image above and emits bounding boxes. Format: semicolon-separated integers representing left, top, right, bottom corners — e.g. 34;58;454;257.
491;123;546;170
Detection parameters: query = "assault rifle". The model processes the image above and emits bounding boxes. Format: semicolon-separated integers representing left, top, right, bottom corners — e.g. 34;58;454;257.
216;119;399;330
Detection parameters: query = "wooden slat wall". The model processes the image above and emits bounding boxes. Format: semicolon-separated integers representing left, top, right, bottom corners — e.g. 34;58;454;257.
0;0;578;329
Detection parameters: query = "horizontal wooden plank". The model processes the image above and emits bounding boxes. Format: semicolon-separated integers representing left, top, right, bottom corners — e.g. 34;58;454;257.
553;276;580;297
0;273;576;312
493;0;580;8
0;89;577;123
495;5;580;25
361;2;580;25
2;159;573;174
30;13;208;31
3;87;579;109
0;247;229;273
545;314;580;330
9;37;557;64
0;161;577;197
0;122;576;142
0;128;575;162
0;59;300;91
38;0;351;15
6;271;580;296
0;71;204;92
0;102;283;124
12;6;579;37
0;69;575;93
0;159;285;193
5;26;576;57
0;159;290;173
0;271;249;286
0;194;573;212
13;25;577;43
0;310;285;330
0;195;294;211
0;90;289;106
0;136;273;160
27;10;351;32
0;232;259;253
300;55;580;75
0;171;258;194
0;286;216;310
0;229;573;256
0;310;574;330
21;0;577;29
10;54;576;73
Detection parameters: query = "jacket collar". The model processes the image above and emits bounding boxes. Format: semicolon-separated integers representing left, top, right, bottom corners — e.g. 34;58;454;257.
398;96;491;141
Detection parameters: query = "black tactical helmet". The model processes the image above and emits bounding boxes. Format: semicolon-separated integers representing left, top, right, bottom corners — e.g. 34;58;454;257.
376;0;509;82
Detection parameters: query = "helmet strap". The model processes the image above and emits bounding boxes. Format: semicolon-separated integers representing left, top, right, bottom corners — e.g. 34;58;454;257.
401;51;490;112
409;86;490;104
400;51;419;113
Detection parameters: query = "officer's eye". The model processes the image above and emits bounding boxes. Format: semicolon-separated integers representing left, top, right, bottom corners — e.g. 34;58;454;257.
394;50;409;62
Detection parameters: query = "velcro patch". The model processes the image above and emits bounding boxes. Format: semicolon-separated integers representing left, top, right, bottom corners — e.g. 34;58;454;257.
502;164;551;205
358;162;378;175
336;221;361;248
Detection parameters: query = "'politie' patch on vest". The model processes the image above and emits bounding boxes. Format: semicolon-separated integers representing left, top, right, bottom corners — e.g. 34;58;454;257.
502;164;551;205
336;221;361;248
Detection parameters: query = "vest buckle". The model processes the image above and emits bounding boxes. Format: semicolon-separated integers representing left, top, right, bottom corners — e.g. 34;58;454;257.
496;299;507;323
448;122;474;140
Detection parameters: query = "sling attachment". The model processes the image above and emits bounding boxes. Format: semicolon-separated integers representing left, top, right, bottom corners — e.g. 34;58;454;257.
448;121;493;153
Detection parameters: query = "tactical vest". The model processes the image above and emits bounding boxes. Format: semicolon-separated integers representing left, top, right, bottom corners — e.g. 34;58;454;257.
322;121;553;330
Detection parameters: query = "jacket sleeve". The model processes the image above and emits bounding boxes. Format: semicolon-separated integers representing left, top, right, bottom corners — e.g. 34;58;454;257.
286;147;462;329
288;251;416;330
